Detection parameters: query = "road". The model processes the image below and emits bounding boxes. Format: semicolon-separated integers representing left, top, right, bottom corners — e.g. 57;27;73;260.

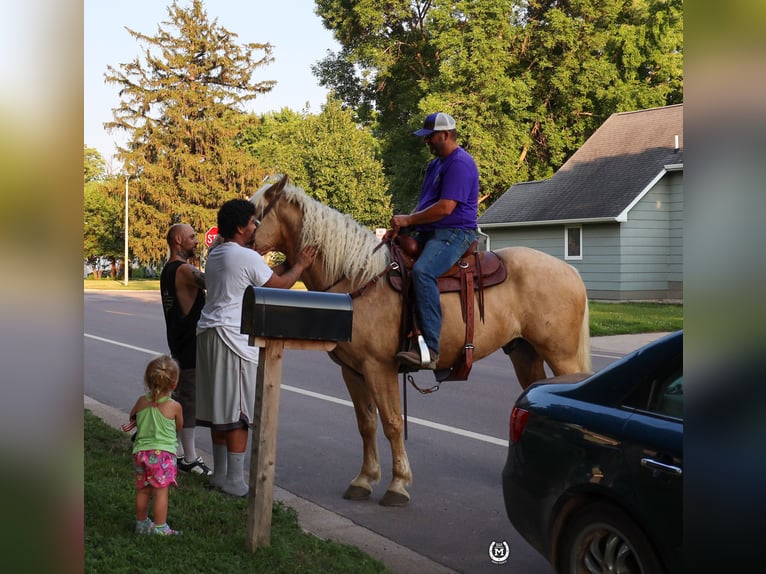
84;290;628;573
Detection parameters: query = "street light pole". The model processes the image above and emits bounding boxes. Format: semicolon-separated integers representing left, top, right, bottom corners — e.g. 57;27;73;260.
124;174;129;286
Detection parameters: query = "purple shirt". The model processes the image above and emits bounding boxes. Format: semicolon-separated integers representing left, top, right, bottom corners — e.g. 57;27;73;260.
415;146;479;232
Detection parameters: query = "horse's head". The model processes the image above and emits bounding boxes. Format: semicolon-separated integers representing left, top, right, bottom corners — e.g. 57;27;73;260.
250;174;296;255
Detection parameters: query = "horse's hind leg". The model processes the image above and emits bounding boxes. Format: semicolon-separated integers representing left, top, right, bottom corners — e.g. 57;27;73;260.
340;366;381;500
504;338;546;389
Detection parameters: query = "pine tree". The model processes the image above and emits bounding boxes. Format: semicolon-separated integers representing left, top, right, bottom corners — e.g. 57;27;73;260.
104;0;275;263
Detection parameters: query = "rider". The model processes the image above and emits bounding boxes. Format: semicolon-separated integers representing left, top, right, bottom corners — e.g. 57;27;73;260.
390;112;479;370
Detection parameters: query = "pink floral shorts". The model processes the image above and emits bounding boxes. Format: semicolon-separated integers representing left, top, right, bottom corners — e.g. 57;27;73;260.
133;449;178;489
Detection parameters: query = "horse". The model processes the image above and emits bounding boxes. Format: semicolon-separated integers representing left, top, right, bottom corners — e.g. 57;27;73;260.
249;176;591;506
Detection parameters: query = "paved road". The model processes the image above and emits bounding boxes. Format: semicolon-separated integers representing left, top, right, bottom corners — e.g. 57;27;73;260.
84;290;667;573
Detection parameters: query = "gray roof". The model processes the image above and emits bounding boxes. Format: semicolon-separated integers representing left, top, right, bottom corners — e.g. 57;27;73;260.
479;104;683;225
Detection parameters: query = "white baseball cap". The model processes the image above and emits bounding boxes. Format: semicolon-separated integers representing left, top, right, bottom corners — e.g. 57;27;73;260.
413;112;457;136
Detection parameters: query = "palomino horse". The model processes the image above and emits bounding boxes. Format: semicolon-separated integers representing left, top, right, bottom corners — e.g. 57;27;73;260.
250;176;591;506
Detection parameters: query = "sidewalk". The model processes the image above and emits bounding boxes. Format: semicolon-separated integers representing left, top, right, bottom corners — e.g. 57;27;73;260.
590;331;672;355
83;394;458;574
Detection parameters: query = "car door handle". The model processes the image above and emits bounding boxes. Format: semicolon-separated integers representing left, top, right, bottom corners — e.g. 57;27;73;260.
641;458;682;476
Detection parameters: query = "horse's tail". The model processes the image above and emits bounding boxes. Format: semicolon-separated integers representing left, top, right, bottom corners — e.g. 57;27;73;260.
577;301;592;373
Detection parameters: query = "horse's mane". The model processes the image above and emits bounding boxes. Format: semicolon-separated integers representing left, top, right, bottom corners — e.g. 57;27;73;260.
251;181;389;290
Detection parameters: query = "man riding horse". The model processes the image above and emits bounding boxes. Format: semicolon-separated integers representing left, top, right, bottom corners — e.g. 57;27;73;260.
389;112;480;371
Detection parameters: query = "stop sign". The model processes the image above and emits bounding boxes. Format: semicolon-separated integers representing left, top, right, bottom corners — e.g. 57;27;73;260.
204;226;219;248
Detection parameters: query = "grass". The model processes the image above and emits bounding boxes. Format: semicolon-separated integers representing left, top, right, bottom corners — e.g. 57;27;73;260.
588;301;683;336
84;410;388;574
84;278;161;290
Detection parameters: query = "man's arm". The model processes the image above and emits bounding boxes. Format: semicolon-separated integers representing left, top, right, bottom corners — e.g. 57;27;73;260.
263;246;317;289
174;264;205;316
390;198;457;231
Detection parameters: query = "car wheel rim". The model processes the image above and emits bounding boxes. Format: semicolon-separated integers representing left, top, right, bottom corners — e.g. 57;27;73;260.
577;526;640;574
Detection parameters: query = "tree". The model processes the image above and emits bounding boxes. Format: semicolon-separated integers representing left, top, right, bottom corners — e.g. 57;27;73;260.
84;180;123;277
84;145;107;182
314;0;683;209
104;0;276;263
243;98;392;228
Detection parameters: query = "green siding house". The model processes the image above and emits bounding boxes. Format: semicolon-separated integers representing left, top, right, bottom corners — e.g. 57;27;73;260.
478;104;683;301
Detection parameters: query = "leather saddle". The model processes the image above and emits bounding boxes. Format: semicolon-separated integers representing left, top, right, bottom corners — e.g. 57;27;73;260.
387;235;506;294
385;232;507;382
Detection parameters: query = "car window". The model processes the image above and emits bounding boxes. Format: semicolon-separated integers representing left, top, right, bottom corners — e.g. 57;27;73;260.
652;373;683;419
622;360;683;420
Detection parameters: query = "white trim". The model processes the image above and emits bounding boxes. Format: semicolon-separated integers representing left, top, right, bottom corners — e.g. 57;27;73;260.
664;163;683;171
479;216;620;229
476;227;491;251
564;225;583;260
617;168;678;221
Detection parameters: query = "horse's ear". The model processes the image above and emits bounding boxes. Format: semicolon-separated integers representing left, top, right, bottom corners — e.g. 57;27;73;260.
263;173;289;200
274;174;289;193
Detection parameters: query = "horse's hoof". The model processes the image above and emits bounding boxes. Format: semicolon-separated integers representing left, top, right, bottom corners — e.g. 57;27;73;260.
379;490;410;507
343;485;372;500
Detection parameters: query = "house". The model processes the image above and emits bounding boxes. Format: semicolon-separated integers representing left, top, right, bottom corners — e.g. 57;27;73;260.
478;104;683;301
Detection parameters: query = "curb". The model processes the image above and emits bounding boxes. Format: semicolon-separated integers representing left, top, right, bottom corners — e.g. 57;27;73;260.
84;395;457;574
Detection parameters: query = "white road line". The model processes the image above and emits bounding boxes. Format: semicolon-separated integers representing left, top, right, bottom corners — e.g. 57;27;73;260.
283;384;509;447
85;332;509;447
85;333;162;355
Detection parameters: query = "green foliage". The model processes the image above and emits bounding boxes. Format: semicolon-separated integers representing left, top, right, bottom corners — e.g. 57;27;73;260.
243;98;392;228
314;0;683;210
84;177;123;262
84;145;107;182
104;0;277;263
84;410;388;573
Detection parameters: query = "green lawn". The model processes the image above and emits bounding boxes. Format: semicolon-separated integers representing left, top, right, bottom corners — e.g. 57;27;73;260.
84;410;388;573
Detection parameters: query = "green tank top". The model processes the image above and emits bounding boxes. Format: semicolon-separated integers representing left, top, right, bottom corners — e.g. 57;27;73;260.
132;395;178;455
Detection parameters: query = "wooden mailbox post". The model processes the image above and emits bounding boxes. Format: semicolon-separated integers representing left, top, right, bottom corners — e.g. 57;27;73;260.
240;286;353;551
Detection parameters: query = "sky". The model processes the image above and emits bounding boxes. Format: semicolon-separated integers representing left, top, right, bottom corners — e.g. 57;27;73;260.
84;0;340;170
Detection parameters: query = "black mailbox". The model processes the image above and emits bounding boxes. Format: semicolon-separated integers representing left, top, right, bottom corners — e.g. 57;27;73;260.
241;286;353;342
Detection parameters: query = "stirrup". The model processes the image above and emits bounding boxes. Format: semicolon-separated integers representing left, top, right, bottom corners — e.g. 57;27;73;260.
416;335;431;367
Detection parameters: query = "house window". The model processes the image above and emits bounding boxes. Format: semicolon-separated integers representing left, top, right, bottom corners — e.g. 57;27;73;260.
565;226;582;260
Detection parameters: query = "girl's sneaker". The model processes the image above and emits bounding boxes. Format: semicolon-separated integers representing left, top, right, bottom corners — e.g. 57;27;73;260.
151;523;181;536
135;518;154;535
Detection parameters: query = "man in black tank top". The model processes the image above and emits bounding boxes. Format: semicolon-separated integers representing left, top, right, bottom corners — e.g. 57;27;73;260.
160;224;212;476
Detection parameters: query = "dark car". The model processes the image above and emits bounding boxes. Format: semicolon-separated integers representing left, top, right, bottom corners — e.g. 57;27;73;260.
502;330;682;574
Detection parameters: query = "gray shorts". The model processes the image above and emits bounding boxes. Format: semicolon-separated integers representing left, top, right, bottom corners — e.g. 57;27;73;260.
196;328;258;431
173;368;197;427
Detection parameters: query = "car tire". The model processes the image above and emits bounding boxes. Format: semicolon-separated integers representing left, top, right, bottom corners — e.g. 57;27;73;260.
557;502;664;574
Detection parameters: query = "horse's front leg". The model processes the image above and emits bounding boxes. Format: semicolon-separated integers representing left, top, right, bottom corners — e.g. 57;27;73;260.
369;368;412;507
340;365;381;501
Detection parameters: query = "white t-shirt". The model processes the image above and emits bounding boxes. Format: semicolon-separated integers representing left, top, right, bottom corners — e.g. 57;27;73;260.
197;241;274;361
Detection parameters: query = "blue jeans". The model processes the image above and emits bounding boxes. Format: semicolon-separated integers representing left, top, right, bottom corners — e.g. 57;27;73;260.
411;228;477;355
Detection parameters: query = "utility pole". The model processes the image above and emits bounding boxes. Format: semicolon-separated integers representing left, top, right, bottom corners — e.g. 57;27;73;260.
124;174;129;286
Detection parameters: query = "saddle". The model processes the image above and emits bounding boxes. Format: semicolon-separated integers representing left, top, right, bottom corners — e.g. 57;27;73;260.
386;232;507;381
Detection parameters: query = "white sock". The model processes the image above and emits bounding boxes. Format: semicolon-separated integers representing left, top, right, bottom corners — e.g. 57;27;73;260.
209;444;228;487
222;451;249;497
180;428;198;462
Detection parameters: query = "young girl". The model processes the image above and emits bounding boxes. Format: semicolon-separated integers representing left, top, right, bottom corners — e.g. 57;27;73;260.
128;354;184;535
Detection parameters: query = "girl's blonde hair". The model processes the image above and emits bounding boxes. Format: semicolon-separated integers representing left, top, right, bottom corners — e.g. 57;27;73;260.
144;354;179;402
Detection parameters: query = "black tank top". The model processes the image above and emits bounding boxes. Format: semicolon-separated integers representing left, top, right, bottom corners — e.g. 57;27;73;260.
160;260;205;369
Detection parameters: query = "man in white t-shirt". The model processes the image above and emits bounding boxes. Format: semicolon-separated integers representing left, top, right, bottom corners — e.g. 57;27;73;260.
196;198;317;497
